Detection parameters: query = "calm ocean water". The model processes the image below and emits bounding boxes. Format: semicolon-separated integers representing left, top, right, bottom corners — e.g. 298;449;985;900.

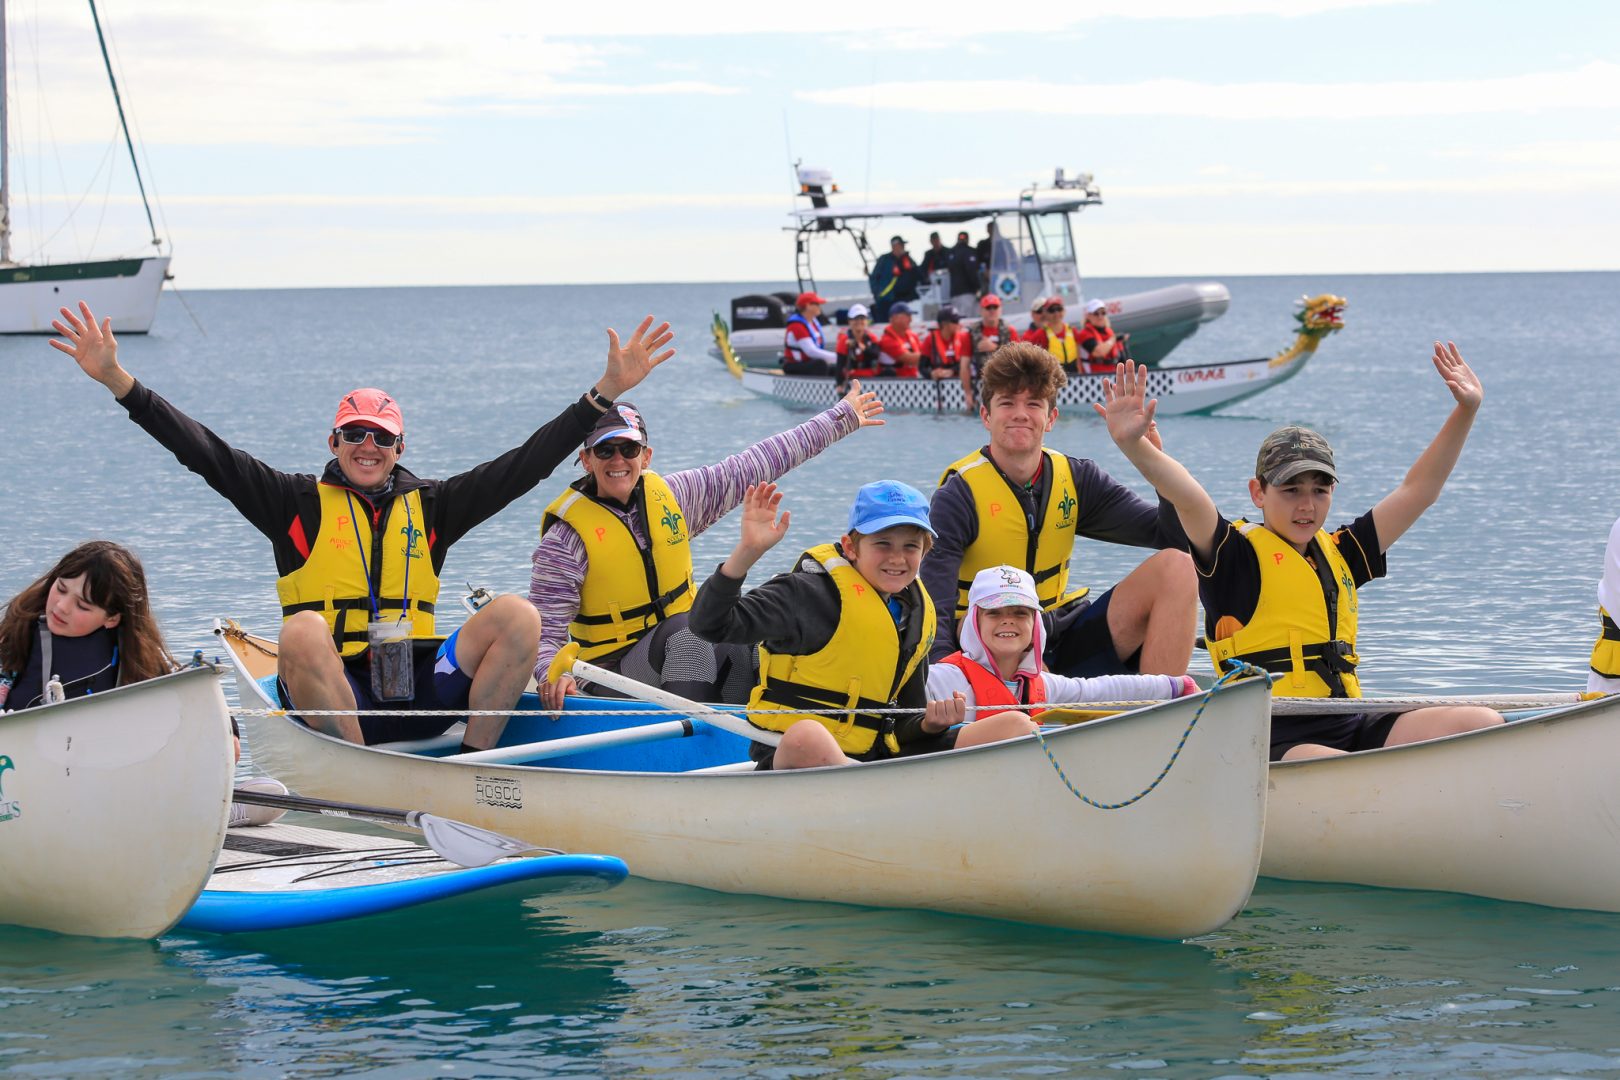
2;271;1618;1076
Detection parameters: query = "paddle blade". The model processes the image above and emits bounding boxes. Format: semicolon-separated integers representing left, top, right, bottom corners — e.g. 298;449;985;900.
407;811;558;868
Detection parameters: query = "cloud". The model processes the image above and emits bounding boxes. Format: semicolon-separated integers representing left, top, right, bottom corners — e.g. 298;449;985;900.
11;4;739;147
797;62;1620;120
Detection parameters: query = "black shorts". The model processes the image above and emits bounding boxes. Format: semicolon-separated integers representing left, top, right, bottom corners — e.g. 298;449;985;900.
1043;588;1142;678
1271;710;1400;761
277;633;473;745
750;726;960;770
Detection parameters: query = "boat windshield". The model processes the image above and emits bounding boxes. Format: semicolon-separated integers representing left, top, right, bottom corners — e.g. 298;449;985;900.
1023;211;1081;308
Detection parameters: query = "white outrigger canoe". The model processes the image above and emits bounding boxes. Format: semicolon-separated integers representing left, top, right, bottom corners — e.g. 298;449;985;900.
722;294;1346;417
0;666;235;938
218;627;1271;940
1262;693;1620;912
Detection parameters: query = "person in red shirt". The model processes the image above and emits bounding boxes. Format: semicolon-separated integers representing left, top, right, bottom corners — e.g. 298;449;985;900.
966;295;1019;412
836;303;883;386
1077;298;1129;373
878;302;923;378
1022;297;1051;340
783;291;837;376
920;306;970;382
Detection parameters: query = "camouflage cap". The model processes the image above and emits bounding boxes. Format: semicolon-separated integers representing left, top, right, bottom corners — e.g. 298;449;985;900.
1255;425;1338;486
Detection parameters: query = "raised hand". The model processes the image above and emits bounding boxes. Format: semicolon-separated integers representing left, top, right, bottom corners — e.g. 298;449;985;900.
1091;359;1157;448
737;482;791;560
923;691;967;734
597;316;676;399
841;378;886;428
50;301;133;396
1432;341;1482;412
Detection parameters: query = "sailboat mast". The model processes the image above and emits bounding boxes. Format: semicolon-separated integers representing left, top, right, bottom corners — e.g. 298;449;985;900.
1;0;12;266
87;0;158;250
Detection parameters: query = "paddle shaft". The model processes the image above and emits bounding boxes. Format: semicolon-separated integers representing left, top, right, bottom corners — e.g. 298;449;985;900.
567;653;781;747
230;787;416;826
1272;692;1592;716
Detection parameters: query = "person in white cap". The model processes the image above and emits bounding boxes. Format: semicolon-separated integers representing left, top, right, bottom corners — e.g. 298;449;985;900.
1077;298;1128;373
928;565;1197;721
834;303;882;389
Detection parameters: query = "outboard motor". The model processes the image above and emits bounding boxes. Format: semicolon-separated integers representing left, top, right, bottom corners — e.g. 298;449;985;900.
731;294;788;331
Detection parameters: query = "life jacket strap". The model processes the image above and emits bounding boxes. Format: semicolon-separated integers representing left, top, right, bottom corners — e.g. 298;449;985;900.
1235;640;1357;697
758;677;895;732
281;597;436;617
570;579;690;626
1602;612;1620;642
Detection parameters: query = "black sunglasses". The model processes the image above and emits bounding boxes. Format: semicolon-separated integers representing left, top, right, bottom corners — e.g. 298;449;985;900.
335;426;400;449
590;440;644;460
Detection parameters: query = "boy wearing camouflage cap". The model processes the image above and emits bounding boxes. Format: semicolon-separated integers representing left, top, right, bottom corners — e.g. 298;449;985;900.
1094;346;1503;761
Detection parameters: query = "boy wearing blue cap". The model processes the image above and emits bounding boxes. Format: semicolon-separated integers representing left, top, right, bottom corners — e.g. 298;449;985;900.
689;480;1035;769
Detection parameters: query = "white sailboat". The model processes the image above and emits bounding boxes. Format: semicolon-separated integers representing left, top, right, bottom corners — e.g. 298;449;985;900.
0;0;170;334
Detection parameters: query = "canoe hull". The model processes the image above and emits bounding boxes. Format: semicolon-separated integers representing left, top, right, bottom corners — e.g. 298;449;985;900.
1262;695;1620;911
0;666;235;938
739;349;1315;417
226;634;1271;939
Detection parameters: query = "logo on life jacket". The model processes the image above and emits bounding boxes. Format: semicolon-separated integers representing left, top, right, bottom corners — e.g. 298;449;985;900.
660;504;685;544
1341;569;1357;610
1056;488;1076;526
0;755;19;824
399;522;424;559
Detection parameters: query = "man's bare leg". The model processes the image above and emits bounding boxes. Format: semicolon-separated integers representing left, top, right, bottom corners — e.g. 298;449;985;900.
450;594;543;751
277;611;363;744
1104;549;1198;675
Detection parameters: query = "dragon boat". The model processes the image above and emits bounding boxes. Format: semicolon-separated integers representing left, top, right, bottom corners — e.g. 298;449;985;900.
712;166;1229;371
719;294;1346;417
0;665;235;938
216;624;1272;940
1261;693;1620;912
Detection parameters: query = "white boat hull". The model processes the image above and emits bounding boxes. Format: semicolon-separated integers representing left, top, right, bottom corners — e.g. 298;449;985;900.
1262;695;1620;912
225;634;1272;939
0;666;235;938
740;349;1315;416
0;255;169;334
719;282;1229;370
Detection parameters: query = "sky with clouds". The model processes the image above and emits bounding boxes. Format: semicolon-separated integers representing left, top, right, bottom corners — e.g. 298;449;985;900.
5;0;1617;288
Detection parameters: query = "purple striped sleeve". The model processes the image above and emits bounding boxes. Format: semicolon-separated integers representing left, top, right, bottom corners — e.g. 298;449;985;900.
666;400;860;536
529;522;589;682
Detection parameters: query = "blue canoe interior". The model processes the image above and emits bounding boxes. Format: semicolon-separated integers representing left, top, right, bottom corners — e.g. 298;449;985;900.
251;673;753;772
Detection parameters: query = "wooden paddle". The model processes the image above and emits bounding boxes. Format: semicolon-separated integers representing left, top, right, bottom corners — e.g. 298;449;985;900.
547;642;781;747
229;789;553;868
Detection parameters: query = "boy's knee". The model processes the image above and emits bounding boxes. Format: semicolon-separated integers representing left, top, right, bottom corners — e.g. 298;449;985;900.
1149;549;1196;592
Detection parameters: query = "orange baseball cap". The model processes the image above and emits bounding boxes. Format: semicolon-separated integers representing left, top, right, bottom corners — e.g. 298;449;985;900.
333;389;403;436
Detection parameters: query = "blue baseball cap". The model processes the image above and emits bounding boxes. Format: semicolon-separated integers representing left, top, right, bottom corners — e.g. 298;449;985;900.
889;301;914;316
847;480;935;536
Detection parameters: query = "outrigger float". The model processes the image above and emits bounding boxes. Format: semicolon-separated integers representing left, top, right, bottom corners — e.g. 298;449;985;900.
711;166;1230;371
718;293;1347;416
0;665;235;938
217;625;1272;940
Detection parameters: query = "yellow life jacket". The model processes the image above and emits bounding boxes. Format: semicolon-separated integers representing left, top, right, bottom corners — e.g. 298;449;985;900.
1590;607;1620;680
276;484;439;657
747;542;936;758
1042;325;1078;365
541;471;695;661
939;448;1085;619
1207;519;1361;697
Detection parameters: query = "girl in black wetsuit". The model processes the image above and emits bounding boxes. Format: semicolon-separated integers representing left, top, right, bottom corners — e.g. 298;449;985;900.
0;541;172;711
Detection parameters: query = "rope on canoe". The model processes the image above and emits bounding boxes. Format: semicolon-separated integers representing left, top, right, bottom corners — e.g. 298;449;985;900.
1031;661;1268;811
229;701;1162;719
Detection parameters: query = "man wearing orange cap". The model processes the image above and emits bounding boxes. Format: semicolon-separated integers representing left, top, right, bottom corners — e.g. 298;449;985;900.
782;292;837;376
50;300;675;751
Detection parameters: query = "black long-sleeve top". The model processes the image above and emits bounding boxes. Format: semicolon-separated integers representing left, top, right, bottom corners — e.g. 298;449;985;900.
117;379;599;577
688;550;936;747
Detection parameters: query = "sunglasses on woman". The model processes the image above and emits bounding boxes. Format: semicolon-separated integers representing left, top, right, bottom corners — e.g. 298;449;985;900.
335;426;400;449
590;440;644;460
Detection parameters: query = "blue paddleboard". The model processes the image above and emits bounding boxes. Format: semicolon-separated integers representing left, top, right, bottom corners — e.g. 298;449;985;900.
179;821;627;933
